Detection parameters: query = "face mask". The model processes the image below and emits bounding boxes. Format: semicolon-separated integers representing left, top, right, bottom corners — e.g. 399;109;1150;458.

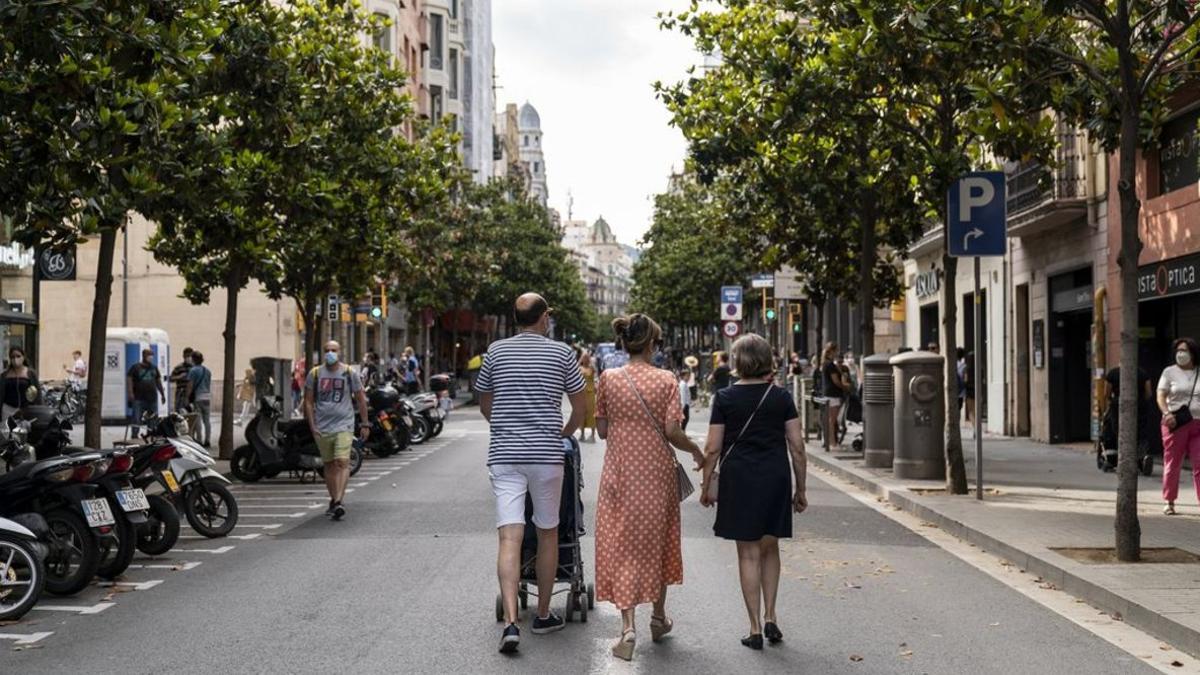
1177;351;1192;367
324;351;339;366
10;356;22;367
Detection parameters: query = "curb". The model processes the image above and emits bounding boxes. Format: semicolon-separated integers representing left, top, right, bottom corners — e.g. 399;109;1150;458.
807;447;1200;659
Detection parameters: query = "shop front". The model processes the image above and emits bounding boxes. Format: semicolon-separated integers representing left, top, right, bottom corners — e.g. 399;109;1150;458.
1046;268;1094;443
1137;252;1200;382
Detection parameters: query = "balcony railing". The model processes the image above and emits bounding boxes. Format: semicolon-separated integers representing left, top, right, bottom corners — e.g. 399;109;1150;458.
1004;127;1089;236
1006;128;1088;217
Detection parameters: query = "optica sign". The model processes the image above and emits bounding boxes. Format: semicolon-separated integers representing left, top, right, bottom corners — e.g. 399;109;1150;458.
1138;253;1200;300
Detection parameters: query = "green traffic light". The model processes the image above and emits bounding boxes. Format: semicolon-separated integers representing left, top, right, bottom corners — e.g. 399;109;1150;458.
370;307;383;318
766;309;776;321
793;322;801;333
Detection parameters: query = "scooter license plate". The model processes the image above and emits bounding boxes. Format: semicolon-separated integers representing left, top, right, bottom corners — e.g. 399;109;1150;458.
82;498;115;528
162;469;181;493
116;488;150;512
381;417;393;431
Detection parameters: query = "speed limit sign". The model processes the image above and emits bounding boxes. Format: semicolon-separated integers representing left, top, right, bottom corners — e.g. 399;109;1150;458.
722;321;741;338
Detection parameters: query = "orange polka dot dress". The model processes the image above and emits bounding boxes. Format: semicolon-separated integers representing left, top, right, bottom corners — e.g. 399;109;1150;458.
594;362;685;610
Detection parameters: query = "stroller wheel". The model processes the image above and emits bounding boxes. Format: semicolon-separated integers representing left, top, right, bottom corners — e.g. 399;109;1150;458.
519;588;528;610
587;583;595;609
565;592;576;623
495;594;504;622
578;591;588;623
1141;454;1154;477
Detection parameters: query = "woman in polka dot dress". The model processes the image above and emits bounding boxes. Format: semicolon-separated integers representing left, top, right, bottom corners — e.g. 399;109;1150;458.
595;314;704;661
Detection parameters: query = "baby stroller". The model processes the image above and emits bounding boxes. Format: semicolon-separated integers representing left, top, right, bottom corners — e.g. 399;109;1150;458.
1097;395;1154;476
494;438;595;623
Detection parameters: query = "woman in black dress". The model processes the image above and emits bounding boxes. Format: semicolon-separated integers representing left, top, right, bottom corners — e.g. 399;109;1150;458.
699;334;808;650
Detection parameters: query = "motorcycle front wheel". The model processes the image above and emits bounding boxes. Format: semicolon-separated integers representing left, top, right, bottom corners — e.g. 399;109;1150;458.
349;447;364;476
95;504;136;579
183;478;238;538
0;534;44;621
43;508;99;596
430;418;444;438
137;494;181;555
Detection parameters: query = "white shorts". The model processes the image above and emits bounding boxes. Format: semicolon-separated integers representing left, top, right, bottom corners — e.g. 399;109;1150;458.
489;463;564;530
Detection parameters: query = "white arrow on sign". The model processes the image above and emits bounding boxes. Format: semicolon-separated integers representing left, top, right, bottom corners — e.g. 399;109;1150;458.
963;227;984;251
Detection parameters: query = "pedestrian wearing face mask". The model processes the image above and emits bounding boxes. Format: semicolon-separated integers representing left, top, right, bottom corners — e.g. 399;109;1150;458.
2;347;40;422
304;340;370;521
1156;337;1200;515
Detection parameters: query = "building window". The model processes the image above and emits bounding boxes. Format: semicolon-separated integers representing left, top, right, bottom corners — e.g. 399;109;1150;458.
430;13;444;70
533;161;540;174
430;85;443;120
449;49;459;99
1160;107;1200;195
372;13;392;56
450;0;459;19
523;135;529;147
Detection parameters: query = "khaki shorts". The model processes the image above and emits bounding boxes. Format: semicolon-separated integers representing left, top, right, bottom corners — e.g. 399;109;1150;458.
315;431;354;463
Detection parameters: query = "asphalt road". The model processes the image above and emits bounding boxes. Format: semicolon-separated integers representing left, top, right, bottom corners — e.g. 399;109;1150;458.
2;408;1159;674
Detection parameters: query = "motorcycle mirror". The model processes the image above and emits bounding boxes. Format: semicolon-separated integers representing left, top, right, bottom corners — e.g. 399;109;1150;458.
24;385;37;403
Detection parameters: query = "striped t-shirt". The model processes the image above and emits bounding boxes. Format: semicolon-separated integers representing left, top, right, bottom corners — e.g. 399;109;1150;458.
475;332;585;466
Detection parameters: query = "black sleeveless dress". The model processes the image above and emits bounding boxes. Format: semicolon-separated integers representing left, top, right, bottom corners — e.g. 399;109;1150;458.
710;382;797;541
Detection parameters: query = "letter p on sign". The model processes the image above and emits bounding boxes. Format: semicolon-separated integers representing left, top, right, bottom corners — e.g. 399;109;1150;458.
958;177;995;222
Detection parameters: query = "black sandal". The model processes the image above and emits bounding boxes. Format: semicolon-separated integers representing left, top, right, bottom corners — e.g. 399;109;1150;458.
764;622;783;643
741;633;763;650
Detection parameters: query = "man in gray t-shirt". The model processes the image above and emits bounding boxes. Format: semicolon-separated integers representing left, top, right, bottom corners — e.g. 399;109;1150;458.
304;340;369;520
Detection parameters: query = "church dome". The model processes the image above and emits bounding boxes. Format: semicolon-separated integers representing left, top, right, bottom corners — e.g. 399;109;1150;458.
519;102;541;130
591;216;615;244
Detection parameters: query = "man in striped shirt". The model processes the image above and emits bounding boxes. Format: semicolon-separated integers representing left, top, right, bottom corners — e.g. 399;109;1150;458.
477;292;586;654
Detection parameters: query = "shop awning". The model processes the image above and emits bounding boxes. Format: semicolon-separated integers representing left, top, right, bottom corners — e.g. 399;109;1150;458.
0;308;37;326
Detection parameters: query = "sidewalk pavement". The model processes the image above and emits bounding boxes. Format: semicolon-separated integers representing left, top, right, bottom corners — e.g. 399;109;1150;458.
807;433;1200;658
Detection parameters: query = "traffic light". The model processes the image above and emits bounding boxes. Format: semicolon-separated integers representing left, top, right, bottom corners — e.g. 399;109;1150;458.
370;285;387;320
765;308;777;321
793;322;801;333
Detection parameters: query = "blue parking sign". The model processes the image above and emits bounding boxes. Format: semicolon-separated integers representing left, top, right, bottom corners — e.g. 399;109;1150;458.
721;286;743;304
947;171;1007;257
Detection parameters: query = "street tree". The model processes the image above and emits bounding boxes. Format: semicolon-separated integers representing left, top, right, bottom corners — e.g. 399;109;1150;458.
788;0;1055;493
658;2;923;357
471;176;595;342
1029;1;1200;561
147;0;300;458
258;1;433;367
630;174;756;338
0;0;219;448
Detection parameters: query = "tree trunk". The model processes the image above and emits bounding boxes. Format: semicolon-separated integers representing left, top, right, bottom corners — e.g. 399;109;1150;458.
84;227;119;449
218;271;240;460
858;191;878;357
1115;96;1143;562
451;300;461;378
941;239;968;494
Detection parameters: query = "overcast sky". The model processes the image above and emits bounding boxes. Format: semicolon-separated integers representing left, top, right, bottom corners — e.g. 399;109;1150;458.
492;0;701;247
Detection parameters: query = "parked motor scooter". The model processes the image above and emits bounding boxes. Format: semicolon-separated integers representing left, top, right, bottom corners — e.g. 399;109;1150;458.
231;396;364;482
135;413;238;538
363;383;410;458
0;514;47;620
0;445;117;596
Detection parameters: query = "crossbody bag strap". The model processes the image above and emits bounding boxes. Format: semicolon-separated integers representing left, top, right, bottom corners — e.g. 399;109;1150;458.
717;385;773;472
1188;369;1199;408
619;368;676;460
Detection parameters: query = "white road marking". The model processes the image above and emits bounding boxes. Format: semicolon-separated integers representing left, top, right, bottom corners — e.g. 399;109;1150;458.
231;496;327;501
814;469;1200;674
127;561;204;570
238;512;308;518
180;532;261;540
0;632;53;645
31;602;115;615
231;524;281;529
349;482;367;487
236;504;321;510
172;545;235;554
97;579;164;591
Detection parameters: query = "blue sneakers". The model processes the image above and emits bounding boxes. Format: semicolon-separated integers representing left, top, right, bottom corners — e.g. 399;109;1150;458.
499;623;520;654
531;612;565;635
